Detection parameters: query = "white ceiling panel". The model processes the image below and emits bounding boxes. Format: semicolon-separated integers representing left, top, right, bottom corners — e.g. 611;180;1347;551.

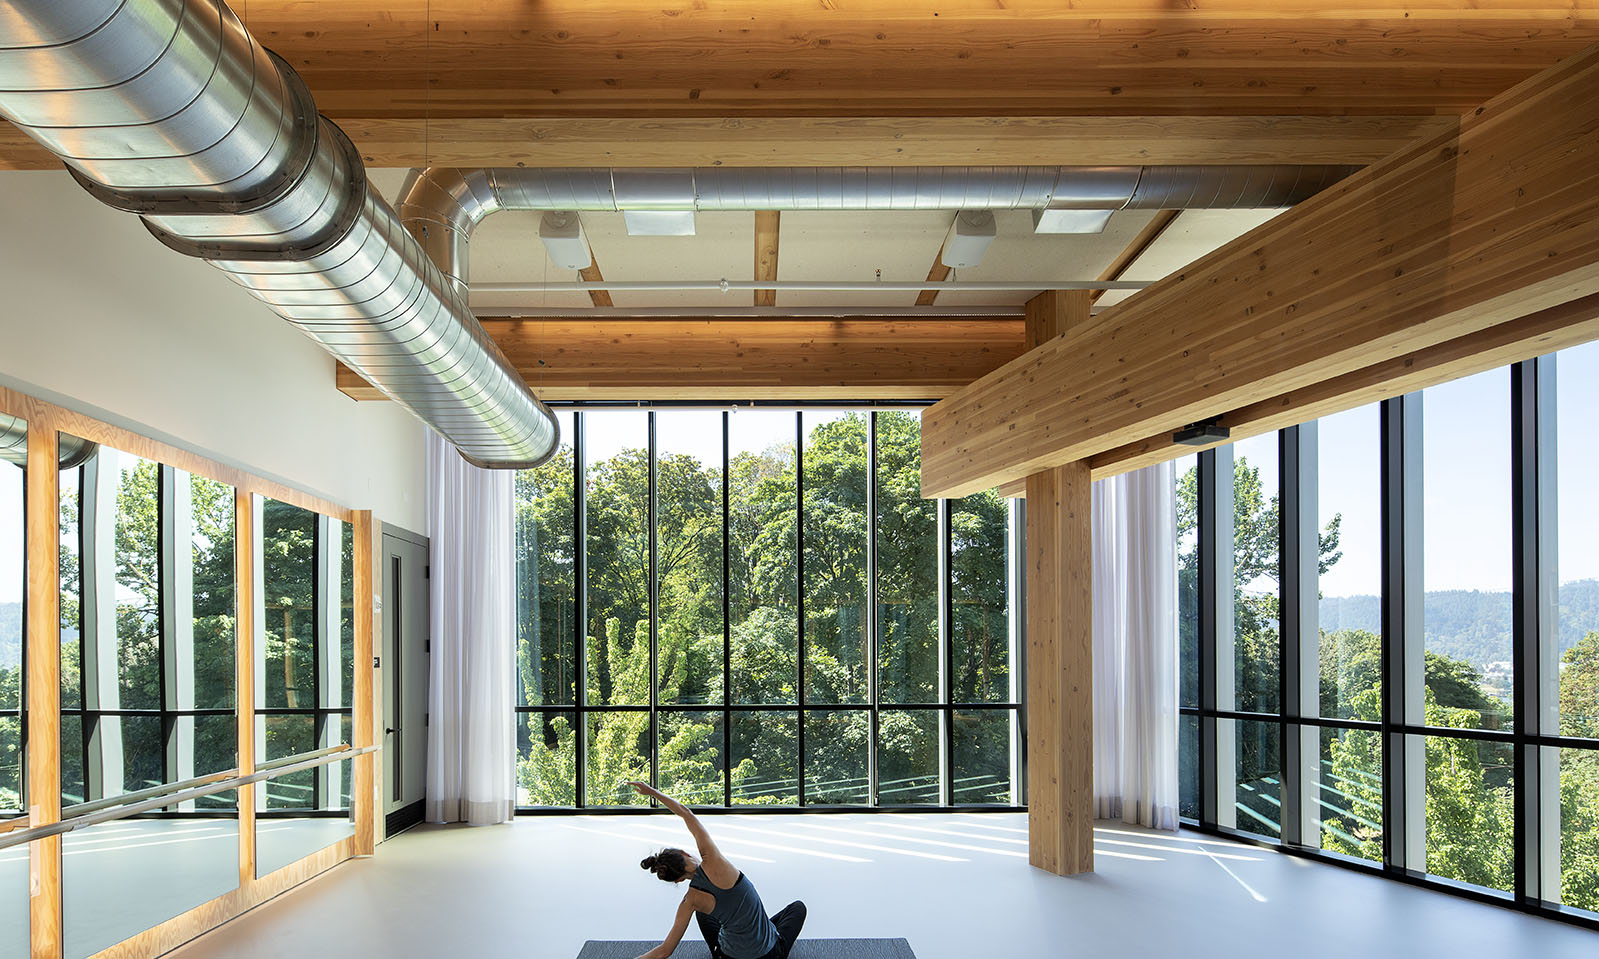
584;210;754;309
774;210;948;308
1094;208;1287;308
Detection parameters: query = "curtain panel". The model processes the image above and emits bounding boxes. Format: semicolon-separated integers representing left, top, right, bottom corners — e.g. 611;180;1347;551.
1091;462;1180;830
426;432;517;824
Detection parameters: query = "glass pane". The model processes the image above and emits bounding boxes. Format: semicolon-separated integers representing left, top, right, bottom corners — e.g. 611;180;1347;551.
1;816;22;958
1558;746;1599;913
586;710;649;806
59;463;81;711
516;410;576;707
1555;343;1599;740
875;412;938;705
877;709;939;805
1176;453;1199;710
64;815;239;959
190;475;236;711
1317;725;1383;862
260;499;317;711
112;452;161;712
951;492;1009;704
517;711;577;807
656;412;725;707
584;412;650;707
1316;405;1383;720
1422;370;1513;730
1178;714;1198;819
340;521;354;710
0;716;17;813
193;714;239;810
256;755;353;879
59;713;84;806
729;412;797;704
952;709;1014;806
1424;734;1514;892
732;710;797;806
802;412;869;705
1232;435;1280;714
1235;719;1281;840
260;714;316;809
115;714;164;792
659;710;723;805
803;709;868;804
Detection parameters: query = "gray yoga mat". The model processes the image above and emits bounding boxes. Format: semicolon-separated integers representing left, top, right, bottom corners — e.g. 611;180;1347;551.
577;940;916;959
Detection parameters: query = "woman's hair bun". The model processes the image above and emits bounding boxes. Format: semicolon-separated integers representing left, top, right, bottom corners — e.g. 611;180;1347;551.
640;855;659;871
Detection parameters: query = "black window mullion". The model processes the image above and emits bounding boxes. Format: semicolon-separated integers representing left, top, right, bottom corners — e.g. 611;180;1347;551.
573;411;587;809
722;412;732;808
795;412;806;807
647;412;659;794
866;412;880;806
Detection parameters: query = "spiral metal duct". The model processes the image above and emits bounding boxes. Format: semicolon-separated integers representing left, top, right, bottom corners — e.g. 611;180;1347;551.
0;0;558;469
0;414;99;469
400;163;1356;300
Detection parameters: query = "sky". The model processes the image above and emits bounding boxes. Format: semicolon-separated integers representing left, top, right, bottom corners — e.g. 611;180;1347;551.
5;346;1598;605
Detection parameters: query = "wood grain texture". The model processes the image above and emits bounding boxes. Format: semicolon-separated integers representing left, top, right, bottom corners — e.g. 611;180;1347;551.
914;259;953;307
754;212;780;307
228;3;1599;119
1025;461;1095;876
577;258;614;309
338;318;1026;401
921;42;1599;499
1025;291;1092;349
0;115;1469;171
26;422;61;959
351;511;376;856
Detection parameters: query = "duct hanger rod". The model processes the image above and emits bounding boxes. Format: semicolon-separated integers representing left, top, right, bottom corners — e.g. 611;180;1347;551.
474;279;1149;294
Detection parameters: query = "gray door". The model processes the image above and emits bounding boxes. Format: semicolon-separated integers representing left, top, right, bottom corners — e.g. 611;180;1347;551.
381;527;430;825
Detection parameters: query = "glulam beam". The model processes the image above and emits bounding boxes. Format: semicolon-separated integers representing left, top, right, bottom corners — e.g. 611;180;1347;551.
921;43;1599;500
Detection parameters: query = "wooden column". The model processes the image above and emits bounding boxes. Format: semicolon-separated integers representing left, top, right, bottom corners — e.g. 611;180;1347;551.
351;510;376;855
26;421;62;959
1023;291;1095;875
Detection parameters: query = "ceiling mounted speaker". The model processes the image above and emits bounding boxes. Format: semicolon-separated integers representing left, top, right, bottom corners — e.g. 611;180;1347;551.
539;212;593;270
940;210;997;268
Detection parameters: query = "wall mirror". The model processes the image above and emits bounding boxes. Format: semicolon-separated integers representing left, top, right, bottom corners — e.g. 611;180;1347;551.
56;434;239;959
254;496;354;877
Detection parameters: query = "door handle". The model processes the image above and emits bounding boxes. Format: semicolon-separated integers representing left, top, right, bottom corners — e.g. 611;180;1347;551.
386;728;396;735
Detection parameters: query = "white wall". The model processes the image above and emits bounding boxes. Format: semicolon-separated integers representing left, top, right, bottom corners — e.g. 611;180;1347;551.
0;171;427;532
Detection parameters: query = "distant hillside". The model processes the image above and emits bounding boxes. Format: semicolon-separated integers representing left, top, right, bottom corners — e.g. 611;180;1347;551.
1320;580;1599;670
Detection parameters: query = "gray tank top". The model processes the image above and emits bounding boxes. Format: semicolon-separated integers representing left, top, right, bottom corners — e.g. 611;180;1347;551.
689;865;779;959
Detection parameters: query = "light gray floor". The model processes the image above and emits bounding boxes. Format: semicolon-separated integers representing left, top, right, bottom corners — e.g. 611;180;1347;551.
165;814;1597;959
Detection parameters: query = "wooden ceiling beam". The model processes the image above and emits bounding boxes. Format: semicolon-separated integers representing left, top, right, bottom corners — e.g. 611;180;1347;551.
0;115;1465;172
920;42;1599;500
993;292;1599;497
336;317;1025;402
754;212;780;307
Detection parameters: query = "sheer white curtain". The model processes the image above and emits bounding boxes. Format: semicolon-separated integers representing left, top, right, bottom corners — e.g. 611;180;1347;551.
425;431;517;825
1092;461;1180;830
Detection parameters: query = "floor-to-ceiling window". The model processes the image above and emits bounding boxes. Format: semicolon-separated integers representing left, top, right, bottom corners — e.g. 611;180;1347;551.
514;407;1022;810
1178;347;1599;927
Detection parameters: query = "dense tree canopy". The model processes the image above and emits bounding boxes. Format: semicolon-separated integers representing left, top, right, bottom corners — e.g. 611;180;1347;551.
515;412;1013;808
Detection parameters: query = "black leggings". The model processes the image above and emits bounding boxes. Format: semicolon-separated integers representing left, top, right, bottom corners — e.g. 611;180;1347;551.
695;900;807;959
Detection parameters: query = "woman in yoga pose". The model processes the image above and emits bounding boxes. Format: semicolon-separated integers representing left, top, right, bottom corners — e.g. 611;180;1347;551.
630;782;807;959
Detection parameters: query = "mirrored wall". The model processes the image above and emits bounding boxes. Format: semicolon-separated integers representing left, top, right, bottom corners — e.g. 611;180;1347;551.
57;436;240;959
254;497;354;877
1;414;26;959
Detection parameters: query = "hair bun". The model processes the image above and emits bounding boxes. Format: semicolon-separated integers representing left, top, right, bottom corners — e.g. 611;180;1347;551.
641;855;658;871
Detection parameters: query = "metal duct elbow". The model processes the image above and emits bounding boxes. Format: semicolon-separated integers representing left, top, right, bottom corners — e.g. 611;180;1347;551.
0;0;558;470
